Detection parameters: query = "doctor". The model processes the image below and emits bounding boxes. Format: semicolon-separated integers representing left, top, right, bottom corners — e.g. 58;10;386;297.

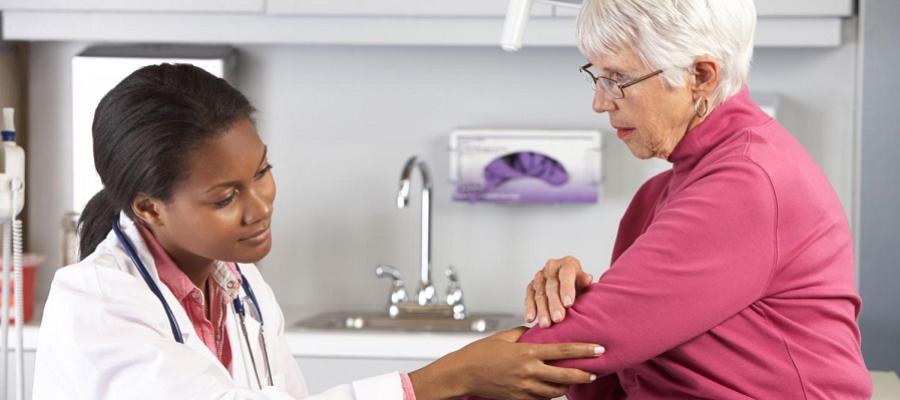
33;63;603;400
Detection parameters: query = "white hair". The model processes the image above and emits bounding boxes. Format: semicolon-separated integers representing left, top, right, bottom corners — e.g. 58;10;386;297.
576;0;756;106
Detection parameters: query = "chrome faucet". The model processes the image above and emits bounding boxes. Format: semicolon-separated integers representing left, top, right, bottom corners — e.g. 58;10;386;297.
397;156;436;306
375;263;467;320
374;156;467;320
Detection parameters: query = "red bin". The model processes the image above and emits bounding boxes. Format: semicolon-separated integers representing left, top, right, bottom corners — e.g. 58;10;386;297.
1;254;42;323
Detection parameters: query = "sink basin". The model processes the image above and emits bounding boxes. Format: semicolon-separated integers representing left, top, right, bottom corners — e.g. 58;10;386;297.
293;311;522;333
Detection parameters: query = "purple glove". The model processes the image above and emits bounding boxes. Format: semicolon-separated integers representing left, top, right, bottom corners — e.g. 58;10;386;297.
466;152;568;201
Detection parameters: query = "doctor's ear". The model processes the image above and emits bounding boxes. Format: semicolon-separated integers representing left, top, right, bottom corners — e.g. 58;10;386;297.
131;193;165;227
690;55;720;99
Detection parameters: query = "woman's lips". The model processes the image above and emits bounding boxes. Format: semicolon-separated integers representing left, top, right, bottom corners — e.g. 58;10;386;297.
616;127;635;140
240;227;271;245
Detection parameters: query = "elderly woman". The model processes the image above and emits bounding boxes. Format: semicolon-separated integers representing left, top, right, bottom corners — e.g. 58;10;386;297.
513;0;872;398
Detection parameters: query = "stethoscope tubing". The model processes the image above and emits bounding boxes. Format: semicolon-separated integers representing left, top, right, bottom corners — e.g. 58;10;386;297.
112;218;273;387
112;218;185;343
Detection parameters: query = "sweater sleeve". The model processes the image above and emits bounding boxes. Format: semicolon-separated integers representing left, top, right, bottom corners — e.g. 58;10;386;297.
518;157;778;377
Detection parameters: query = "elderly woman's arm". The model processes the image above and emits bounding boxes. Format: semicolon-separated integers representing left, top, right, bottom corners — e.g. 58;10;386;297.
519;156;778;376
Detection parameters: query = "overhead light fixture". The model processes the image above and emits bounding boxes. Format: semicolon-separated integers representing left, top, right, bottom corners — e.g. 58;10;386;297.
501;0;534;52
501;0;582;52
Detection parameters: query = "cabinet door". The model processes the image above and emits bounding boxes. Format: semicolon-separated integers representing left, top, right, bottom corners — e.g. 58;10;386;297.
754;0;854;17
552;0;855;17
0;0;264;13
3;350;35;400
267;0;554;17
295;356;429;394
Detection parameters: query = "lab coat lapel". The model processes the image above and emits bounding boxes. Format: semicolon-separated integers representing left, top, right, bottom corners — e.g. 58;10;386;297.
115;213;233;379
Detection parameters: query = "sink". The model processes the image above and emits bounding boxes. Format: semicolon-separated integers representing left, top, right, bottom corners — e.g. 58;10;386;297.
293;311;522;333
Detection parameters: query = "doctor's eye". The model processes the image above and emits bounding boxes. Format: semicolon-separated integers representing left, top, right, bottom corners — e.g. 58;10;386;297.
214;191;238;208
255;164;273;179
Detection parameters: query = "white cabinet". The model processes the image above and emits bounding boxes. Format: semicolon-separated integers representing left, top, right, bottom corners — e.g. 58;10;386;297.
551;0;854;47
755;0;854;16
0;0;856;48
2;350;35;400
0;0;264;13
268;0;553;17
295;356;430;394
287;329;478;395
0;0;854;17
552;0;854;17
0;0;553;17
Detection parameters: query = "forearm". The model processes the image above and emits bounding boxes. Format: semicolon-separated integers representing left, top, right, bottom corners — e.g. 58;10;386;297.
518;298;619;374
408;352;468;400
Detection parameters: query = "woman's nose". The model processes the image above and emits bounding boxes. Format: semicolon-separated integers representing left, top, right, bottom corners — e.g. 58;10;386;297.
592;90;616;114
243;188;272;225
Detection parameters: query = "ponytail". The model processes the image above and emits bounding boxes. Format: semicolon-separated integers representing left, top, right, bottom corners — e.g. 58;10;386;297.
78;188;119;260
77;63;254;261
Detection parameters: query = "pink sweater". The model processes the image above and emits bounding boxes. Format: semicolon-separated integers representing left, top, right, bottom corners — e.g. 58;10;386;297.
516;88;871;399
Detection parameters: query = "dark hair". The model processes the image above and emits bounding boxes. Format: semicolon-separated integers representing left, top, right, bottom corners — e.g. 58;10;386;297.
79;63;255;259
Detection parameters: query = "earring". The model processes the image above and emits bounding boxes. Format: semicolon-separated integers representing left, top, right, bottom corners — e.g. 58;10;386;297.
694;97;709;118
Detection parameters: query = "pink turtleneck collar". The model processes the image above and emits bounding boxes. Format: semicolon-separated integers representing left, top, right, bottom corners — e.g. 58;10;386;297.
667;87;772;168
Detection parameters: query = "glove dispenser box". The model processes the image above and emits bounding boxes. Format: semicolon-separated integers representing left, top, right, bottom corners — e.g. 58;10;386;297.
449;129;601;204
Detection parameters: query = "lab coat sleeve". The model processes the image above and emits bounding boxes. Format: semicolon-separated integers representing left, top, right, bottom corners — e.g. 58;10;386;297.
516;158;778;377
242;263;406;400
32;259;405;400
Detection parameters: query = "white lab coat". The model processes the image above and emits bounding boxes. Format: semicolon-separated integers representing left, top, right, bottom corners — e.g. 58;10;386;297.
33;214;405;400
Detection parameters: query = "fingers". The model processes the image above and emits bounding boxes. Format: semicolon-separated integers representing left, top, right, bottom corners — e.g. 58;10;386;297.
559;256;589;306
543;267;567;324
531;273;552;328
534;363;598;385
530;256;589;327
532;342;605;361
576;272;594;290
558;263;579;308
524;281;537;323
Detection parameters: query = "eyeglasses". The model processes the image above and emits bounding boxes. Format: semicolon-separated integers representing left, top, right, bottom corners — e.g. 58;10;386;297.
579;62;663;99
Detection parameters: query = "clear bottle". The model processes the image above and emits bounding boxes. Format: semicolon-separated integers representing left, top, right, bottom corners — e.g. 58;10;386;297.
61;212;80;266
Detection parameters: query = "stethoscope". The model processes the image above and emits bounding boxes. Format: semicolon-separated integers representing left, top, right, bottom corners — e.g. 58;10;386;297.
111;218;274;388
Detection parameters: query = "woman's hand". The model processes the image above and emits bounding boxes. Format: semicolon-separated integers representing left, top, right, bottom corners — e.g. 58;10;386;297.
525;256;594;328
409;327;602;400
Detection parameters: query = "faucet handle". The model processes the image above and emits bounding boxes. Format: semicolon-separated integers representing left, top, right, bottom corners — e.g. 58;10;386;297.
375;264;408;317
375;264;403;282
444;266;466;320
446;265;460;282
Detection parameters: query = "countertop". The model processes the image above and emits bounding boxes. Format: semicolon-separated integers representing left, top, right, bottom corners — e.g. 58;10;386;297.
12;304;493;360
283;306;494;359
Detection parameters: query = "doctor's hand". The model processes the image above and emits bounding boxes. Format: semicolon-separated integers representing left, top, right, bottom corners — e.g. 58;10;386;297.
525;256;594;328
409;327;602;400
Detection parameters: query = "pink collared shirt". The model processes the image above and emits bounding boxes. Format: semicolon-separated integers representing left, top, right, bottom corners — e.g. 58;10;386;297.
137;225;237;370
138;224;418;398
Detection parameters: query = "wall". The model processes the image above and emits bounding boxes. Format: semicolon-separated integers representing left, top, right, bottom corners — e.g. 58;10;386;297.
27;42;78;307
859;0;900;373
28;33;859;321
0;42;28;248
